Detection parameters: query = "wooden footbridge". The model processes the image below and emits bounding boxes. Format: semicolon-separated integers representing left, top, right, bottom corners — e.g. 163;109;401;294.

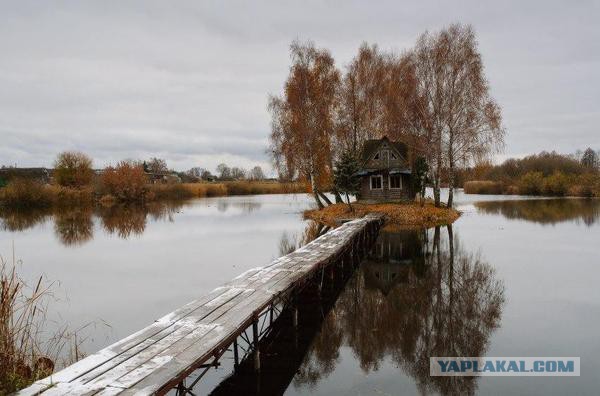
19;214;383;396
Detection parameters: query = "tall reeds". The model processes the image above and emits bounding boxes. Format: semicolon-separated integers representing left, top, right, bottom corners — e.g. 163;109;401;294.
0;255;81;393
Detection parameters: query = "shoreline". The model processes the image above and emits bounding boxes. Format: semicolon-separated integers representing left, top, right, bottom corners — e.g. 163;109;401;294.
304;201;461;229
0;181;306;210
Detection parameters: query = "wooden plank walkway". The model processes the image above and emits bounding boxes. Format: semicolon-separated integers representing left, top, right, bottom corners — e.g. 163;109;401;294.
18;214;383;396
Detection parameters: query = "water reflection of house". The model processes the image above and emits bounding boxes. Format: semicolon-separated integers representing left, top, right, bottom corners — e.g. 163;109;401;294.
364;230;425;295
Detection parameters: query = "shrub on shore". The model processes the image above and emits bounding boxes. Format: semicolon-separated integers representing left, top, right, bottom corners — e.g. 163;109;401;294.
50;186;94;206
53;151;94;188
517;171;545;195
0;179;52;208
542;172;569;196
463;180;504;195
0;175;308;209
100;161;148;202
464;172;600;197
461;150;600;197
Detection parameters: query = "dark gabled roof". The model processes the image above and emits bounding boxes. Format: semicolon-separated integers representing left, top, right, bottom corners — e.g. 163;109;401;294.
361;136;409;162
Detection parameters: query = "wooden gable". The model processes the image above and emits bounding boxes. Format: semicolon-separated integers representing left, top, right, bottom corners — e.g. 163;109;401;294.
363;139;409;170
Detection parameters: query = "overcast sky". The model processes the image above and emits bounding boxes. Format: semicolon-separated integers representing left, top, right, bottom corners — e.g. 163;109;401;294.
1;1;598;173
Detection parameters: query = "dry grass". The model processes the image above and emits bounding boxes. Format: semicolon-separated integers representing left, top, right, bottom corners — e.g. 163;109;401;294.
147;184;195;201
0;255;84;393
181;181;306;198
464;174;600;197
0;180;94;209
304;201;460;228
0;179;52;209
0;180;307;209
464;180;504;195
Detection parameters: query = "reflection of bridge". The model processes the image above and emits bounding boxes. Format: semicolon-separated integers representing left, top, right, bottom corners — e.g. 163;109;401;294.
209;237;358;396
19;215;383;396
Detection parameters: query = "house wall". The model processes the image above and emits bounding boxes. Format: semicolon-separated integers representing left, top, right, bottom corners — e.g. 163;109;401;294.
358;171;414;202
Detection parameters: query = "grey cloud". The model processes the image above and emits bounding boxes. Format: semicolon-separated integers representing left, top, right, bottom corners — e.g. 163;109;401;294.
1;0;599;171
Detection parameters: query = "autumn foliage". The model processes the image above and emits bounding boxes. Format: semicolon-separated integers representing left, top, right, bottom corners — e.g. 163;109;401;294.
100;161;148;202
462;151;600;197
53;151;94;188
269;25;505;208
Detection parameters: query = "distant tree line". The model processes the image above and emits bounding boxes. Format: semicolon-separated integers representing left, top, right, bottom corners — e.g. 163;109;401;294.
209;163;266;181
461;148;600;197
0;151;273;207
269;24;505;208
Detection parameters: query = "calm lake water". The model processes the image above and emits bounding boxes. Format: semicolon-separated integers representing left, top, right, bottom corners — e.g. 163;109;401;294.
1;191;599;395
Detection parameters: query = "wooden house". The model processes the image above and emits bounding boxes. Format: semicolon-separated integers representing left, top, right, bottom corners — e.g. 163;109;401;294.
356;136;416;202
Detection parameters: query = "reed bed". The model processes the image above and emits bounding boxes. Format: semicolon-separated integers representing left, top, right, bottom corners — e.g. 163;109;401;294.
0;255;83;393
464;173;600;197
182;181;306;198
1;179;307;210
463;180;504;195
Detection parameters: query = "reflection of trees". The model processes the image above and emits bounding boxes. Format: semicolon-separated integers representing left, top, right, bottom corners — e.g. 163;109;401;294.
145;201;185;222
234;201;262;213
475;199;600;226
98;205;147;238
0;206;95;246
294;311;343;390
0;207;52;231
216;200;263;213
294;226;505;395
99;201;188;239
1;201;189;242
53;207;94;246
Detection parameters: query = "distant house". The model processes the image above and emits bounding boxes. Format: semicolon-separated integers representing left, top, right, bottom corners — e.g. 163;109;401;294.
145;172;181;184
356;136;416;202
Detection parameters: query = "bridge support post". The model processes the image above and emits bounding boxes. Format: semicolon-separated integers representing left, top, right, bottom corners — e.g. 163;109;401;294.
253;317;260;372
318;267;325;297
233;338;239;369
292;307;298;328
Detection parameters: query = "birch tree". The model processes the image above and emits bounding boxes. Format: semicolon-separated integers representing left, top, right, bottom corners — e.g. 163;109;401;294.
269;40;340;208
336;43;386;154
413;24;504;207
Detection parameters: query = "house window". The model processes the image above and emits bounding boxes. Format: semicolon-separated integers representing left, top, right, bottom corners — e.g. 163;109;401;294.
370;175;383;190
374;152;380;160
389;174;402;189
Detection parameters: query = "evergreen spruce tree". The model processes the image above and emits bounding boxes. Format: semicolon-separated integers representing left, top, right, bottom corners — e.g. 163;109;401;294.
412;157;429;206
333;151;361;211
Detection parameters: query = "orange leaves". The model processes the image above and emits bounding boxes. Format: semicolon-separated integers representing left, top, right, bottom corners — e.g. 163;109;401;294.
100;161;148;202
304;202;460;228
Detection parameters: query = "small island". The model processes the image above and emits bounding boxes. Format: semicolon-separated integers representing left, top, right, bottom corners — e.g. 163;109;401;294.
304;137;460;228
304;201;459;229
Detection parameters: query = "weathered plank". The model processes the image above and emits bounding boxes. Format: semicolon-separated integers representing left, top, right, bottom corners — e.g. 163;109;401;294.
18;214;382;396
